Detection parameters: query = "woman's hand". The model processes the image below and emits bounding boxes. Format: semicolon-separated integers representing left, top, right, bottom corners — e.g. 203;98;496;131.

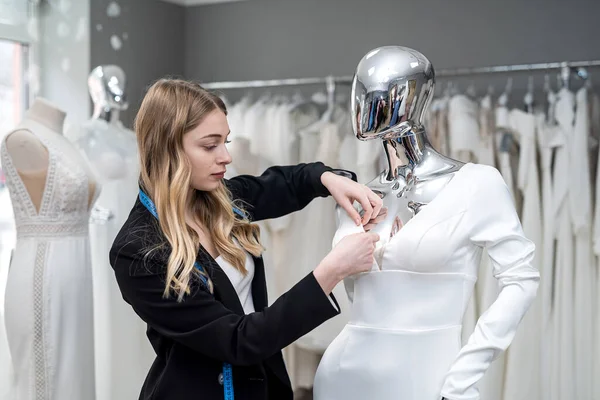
314;232;380;294
321;171;383;226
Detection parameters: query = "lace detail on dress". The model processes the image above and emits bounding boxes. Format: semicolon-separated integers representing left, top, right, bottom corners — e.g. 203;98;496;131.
33;241;49;400
17;222;89;238
0;137;39;220
0;128;92;228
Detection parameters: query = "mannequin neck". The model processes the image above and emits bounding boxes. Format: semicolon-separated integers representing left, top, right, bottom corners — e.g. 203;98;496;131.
92;105;121;124
25;98;66;134
383;128;441;180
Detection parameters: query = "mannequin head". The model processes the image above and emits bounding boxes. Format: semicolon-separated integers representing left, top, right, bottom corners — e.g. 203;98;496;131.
135;78;262;300
88;65;128;121
351;46;435;141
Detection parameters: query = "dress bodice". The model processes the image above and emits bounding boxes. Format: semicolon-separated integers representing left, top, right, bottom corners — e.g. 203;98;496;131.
0;126;99;238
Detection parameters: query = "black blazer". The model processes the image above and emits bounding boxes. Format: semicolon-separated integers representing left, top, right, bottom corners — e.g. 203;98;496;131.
109;162;349;400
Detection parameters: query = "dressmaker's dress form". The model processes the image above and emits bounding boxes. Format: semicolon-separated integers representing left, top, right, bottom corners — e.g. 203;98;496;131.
1;121;100;400
74;118;154;400
314;163;539;400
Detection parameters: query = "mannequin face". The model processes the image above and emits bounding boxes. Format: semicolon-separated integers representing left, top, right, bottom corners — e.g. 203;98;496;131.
182;109;232;192
88;65;129;111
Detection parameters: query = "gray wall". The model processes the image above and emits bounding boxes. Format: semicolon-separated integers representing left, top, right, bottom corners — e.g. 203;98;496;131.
184;0;600;97
91;0;186;128
39;0;91;127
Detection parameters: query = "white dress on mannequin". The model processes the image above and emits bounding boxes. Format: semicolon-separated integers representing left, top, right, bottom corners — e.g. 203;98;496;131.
1;120;100;400
0;188;15;400
73;118;154;400
314;163;539;400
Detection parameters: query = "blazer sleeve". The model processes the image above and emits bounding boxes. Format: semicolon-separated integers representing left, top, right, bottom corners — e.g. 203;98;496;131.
109;240;340;367
225;162;356;221
440;166;540;400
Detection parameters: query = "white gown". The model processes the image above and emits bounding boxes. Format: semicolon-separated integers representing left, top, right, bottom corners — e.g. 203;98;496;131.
536;106;562;400
502;109;543;400
551;87;576;400
571;87;594;400
0;188;15;400
314;163;539;400
1;125;100;400
73;119;154;400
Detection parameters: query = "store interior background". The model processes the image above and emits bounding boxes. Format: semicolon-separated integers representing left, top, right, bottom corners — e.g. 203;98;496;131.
2;1;600;399
10;0;598;130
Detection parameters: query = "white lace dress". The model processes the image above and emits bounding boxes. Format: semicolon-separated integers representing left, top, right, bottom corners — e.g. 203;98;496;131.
1;126;99;400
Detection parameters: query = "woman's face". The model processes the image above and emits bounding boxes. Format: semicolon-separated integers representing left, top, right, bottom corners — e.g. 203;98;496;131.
182;109;232;192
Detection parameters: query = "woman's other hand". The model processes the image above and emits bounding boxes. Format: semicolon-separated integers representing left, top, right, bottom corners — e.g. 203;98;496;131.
314;232;380;294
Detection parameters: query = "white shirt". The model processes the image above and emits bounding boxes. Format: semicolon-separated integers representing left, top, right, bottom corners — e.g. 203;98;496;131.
215;250;256;314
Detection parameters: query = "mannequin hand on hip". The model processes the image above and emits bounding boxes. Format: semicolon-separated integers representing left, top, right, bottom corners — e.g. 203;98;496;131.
314;232;379;294
321;171;383;226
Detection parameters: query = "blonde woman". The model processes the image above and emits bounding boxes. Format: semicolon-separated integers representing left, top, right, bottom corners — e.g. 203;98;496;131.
109;79;384;400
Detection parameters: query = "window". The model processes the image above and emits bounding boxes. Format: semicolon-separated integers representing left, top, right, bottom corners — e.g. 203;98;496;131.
0;39;29;140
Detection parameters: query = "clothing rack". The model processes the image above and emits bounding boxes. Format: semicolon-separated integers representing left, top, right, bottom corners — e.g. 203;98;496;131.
201;59;600;90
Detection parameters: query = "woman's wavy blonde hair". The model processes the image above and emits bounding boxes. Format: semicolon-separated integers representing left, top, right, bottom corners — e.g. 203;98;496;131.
135;78;263;301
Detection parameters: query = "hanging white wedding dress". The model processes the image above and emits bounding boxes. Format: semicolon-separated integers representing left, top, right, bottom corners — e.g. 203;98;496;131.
571;87;594;400
536;98;562;400
502;109;543;400
1;124;100;400
592;89;600;400
73;119;154;400
314;163;539;400
473;95;504;400
552;87;576;400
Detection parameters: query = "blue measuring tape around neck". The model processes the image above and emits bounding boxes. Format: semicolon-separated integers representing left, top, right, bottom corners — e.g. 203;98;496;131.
138;189;236;400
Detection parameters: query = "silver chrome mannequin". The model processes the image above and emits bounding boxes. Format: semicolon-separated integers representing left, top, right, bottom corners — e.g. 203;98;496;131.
88;65;128;124
351;46;464;240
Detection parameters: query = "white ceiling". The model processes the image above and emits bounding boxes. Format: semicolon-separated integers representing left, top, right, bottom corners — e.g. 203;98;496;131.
158;0;248;6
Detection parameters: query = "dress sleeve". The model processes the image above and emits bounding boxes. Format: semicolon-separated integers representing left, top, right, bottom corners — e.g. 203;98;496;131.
440;166;540;400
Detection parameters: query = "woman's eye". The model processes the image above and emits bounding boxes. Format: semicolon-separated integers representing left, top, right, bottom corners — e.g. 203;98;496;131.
225;140;231;144
204;145;218;150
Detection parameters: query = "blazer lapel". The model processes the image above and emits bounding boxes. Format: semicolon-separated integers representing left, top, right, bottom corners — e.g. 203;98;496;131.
197;248;245;315
251;256;268;311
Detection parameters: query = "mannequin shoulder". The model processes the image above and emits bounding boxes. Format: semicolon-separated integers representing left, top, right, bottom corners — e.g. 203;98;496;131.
4;129;45;151
3;129;49;171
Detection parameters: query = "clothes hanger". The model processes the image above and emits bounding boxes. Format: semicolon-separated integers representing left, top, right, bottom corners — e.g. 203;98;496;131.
560;64;571;90
466;80;477;99
297;76;337;135
524;76;534;113
498;77;512;107
450;81;459;96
